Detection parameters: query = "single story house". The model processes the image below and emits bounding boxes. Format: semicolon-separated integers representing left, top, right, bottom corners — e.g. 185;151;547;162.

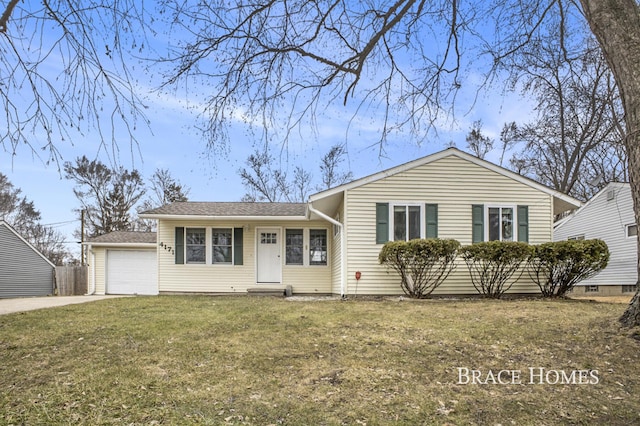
0;220;55;298
125;147;581;297
85;231;158;295
554;182;638;296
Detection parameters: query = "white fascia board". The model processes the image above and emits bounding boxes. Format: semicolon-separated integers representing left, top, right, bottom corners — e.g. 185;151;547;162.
309;147;582;210
82;242;157;248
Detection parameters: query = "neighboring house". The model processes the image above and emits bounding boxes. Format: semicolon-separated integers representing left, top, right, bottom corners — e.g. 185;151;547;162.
126;147;580;297
0;220;55;298
554;182;638;296
85;231;158;295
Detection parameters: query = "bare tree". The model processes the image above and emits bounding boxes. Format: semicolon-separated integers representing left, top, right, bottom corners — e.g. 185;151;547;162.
319;144;354;190
582;1;640;327
148;168;190;206
465;120;493;160
0;1;150;163
507;42;626;201
135;168;190;232
239;151;292;202
292;167;314;203
498;122;518;167
240;144;353;202
64;156;145;237
0;173;70;264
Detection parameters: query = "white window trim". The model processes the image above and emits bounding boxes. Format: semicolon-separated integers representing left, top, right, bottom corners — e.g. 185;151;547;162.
184;227;236;266
626;223;638;238
485;204;518;242
284;227;329;267
333;213;341;236
389;202;425;241
284;228;305;266
185;227;207;264
211;227;234;265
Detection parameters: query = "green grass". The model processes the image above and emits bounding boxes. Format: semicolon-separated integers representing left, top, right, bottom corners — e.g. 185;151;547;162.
1;296;639;425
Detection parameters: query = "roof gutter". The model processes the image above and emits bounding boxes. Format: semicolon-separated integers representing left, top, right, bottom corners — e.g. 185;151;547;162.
81;242;157;249
138;214;308;221
307;202;346;298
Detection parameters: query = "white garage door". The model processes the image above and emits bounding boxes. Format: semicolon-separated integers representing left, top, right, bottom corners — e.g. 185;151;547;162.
107;250;158;295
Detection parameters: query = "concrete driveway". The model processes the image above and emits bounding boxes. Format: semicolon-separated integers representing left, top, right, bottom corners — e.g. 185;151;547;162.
0;295;129;315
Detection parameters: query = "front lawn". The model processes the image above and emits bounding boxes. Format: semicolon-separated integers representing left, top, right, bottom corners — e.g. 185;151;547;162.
1;296;639;425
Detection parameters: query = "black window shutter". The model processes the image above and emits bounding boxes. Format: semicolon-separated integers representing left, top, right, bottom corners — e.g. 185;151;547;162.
175;227;185;264
376;203;389;244
517;205;529;243
233;227;244;265
425;203;438;238
472;205;484;243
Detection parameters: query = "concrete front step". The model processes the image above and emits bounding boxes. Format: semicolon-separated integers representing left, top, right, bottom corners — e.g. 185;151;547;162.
247;288;285;297
247;285;293;297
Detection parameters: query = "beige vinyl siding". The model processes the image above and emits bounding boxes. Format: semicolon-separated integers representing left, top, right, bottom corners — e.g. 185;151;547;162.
344;155;553;296
157;219;331;294
90;247;106;295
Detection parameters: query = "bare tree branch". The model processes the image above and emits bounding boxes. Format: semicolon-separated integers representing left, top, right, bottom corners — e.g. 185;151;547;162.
0;1;151;165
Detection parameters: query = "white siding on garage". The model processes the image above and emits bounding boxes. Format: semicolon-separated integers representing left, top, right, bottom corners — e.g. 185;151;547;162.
554;183;637;287
343;154;554;296
91;248;106;294
106;250;158;295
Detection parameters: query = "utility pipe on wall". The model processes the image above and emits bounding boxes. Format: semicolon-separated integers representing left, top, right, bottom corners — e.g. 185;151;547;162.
307;203;346;297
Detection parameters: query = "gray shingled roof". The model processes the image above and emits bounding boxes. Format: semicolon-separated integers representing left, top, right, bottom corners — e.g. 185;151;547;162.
142;202;307;217
88;231;157;244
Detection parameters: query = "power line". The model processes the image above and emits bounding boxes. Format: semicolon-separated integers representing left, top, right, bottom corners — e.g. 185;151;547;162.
42;219;79;227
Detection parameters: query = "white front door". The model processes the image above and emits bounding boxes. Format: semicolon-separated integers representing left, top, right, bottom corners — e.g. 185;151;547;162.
257;228;282;283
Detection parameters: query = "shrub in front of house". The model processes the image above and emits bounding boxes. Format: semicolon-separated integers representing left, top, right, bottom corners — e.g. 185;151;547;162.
460;241;533;299
528;239;610;297
379;238;460;298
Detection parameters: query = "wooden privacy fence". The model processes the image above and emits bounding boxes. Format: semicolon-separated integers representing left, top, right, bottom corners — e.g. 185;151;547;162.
55;266;88;296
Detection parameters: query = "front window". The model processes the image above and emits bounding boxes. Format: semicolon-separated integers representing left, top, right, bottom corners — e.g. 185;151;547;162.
393;205;421;241
286;229;304;265
309;229;327;265
212;228;232;264
488;206;514;241
186;228;206;263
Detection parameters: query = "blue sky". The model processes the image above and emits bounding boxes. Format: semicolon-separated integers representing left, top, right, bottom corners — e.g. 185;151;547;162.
2;82;532;258
0;4;536;258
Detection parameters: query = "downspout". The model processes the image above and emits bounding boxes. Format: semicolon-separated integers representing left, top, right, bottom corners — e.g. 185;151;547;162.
307;202;346;298
88;244;97;295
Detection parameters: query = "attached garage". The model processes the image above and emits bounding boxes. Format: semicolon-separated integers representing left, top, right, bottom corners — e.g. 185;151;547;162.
85;231;157;295
106;249;157;295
